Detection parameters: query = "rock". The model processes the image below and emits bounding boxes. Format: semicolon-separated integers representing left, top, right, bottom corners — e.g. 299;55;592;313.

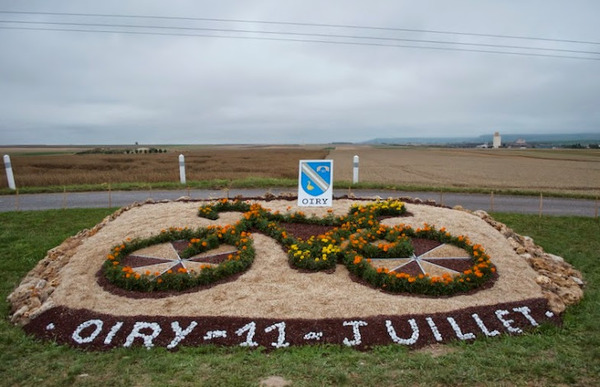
453;205;464;211
543;291;566;314
34;279;47;290
546;253;565;263
520;253;533;260
557;285;584;305
175;196;191;202
11;305;29;323
473;210;490;219
536;275;552;285
507;237;522;251
38;286;55;302
571;276;584;286
28;296;41;310
531;248;545;258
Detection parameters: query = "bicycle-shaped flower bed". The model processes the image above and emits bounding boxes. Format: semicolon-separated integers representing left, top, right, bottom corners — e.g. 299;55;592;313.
103;198;496;296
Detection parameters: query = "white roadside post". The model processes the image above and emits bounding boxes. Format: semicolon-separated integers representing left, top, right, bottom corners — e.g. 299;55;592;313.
3;154;16;190
179;154;186;185
352;155;359;184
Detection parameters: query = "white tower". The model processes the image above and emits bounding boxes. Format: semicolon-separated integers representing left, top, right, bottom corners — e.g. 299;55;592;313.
493;132;501;148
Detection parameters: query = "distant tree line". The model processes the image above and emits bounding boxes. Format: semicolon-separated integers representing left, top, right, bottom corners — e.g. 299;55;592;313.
77;147;168;155
562;143;600;149
126;148;168;154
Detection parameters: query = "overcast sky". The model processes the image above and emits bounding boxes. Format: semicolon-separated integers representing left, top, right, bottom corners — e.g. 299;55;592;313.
1;1;599;145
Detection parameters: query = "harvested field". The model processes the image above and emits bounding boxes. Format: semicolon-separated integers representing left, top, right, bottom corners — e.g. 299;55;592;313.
330;146;600;196
2;146;328;188
2;145;599;196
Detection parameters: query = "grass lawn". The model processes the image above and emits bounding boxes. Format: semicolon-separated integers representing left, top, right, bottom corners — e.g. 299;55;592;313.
0;209;598;386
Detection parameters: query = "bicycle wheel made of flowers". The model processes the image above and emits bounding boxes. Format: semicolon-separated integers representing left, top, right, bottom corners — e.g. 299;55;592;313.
102;225;254;292
345;224;496;296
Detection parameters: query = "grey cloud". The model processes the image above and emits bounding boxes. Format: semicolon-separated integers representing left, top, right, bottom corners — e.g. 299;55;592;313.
1;0;599;144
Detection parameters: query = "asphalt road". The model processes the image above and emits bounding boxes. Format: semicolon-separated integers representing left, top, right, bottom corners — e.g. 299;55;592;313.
0;188;598;217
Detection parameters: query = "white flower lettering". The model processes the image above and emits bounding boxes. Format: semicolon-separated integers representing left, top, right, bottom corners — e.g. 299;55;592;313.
72;319;103;344
386;319;419;345
124;322;162;349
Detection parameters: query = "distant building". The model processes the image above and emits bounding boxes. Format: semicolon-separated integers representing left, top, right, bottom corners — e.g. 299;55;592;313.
493;132;501;148
507;138;533;149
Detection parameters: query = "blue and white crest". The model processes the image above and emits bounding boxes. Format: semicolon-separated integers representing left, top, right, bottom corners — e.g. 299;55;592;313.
298;160;333;207
300;161;332;197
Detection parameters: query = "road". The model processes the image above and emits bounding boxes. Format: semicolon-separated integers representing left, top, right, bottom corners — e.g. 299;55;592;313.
0;188;598;217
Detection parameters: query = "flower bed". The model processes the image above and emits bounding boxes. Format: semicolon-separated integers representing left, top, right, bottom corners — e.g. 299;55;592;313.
103;224;254;292
195;198;495;296
11;197;580;351
103;198;495;296
345;224;496;296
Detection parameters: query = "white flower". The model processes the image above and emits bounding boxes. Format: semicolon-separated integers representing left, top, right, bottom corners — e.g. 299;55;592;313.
265;322;290;348
447;317;476;340
472;314;499;337
104;322;124;345
303;332;323;341
167;321;198;349
236;322;258;347
495;309;522;333
386;319;419;345
204;330;227;340
124;322;162;349
72;319;103;344
342;320;368;346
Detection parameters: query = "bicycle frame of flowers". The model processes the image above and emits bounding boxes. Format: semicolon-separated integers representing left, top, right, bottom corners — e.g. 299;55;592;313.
103;198;495;296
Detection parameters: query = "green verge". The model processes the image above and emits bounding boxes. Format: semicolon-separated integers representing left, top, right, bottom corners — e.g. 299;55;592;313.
0;209;598;386
1;178;597;199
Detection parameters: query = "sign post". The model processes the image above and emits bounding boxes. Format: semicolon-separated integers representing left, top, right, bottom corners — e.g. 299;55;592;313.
352;155;359;184
3;154;16;190
179;154;186;185
298;160;333;207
